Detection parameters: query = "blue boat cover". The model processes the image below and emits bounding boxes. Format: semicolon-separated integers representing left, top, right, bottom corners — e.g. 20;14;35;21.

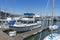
8;21;15;26
24;13;35;16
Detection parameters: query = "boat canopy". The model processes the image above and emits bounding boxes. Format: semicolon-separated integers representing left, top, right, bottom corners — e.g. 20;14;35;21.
24;13;35;16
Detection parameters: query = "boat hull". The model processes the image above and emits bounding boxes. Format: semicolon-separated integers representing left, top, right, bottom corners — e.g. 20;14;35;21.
10;25;41;31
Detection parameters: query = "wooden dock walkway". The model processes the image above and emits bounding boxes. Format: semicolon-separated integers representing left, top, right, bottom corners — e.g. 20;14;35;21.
0;26;49;40
0;30;14;40
14;26;49;40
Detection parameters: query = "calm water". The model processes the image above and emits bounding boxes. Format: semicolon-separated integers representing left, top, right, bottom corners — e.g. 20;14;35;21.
24;21;60;40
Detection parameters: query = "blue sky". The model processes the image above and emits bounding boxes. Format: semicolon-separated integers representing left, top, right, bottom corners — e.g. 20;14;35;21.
0;0;60;16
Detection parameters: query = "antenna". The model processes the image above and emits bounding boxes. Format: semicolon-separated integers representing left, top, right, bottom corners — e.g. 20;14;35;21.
45;0;49;16
4;0;8;24
14;0;16;14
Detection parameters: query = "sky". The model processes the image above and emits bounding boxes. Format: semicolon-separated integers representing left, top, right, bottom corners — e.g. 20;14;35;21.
0;0;60;16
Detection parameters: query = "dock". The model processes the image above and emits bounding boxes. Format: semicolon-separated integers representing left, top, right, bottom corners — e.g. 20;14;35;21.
0;30;14;40
13;26;49;40
0;26;49;40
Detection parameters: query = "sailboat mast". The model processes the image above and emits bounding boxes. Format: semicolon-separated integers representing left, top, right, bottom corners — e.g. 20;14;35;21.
14;0;16;14
0;0;1;18
52;0;54;21
50;0;55;38
5;0;8;19
45;0;49;16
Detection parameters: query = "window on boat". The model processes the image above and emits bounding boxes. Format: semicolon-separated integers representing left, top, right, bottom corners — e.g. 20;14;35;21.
24;17;33;18
17;20;35;24
35;17;41;21
3;21;5;23
24;15;33;18
17;20;21;22
1;21;8;23
21;21;34;24
17;20;27;24
0;21;5;24
0;21;1;23
28;21;33;24
23;21;27;24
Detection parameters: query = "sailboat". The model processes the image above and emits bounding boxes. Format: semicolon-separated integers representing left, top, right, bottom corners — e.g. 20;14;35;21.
43;0;60;40
43;33;60;40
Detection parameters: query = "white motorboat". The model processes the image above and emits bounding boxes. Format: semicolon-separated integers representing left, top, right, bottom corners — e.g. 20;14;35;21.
49;25;58;30
8;13;42;31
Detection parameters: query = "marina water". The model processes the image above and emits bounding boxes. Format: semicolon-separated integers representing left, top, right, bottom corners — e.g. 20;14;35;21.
24;21;60;40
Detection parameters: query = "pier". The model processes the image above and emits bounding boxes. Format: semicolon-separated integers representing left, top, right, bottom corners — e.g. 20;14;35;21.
0;30;14;40
0;26;49;40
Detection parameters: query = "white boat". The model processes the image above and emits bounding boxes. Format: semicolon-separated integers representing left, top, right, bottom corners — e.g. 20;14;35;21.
0;17;21;29
49;25;58;30
43;33;60;40
0;24;9;29
8;13;42;31
0;17;12;29
9;31;16;37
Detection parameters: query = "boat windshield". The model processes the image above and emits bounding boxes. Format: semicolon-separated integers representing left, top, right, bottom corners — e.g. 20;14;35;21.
23;16;33;18
17;20;34;24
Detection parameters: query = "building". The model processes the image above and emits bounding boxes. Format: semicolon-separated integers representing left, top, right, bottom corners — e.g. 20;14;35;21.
0;10;20;19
